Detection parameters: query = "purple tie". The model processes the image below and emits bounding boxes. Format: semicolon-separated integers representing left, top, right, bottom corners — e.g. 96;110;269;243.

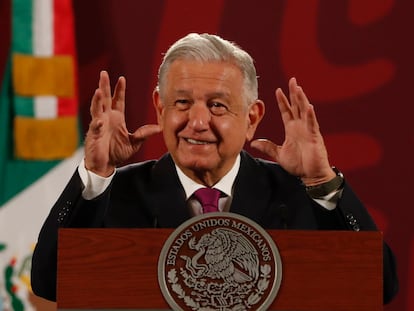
194;188;221;213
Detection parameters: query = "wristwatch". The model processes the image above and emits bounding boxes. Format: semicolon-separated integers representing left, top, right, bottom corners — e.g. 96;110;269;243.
305;167;344;198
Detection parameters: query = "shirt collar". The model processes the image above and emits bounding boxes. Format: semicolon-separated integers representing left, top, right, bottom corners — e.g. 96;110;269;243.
175;154;241;200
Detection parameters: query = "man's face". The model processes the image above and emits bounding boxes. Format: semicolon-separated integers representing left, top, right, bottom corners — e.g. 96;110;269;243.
153;59;264;185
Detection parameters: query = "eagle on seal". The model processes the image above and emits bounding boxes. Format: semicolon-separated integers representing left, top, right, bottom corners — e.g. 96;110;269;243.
181;228;259;285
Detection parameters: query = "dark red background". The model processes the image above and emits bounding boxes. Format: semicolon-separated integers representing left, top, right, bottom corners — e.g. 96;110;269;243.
1;1;412;310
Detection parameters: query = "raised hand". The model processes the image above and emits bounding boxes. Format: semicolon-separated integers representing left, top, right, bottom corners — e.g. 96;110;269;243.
84;71;162;177
251;77;335;186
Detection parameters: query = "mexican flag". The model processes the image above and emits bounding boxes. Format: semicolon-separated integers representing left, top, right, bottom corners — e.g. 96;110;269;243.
0;0;82;309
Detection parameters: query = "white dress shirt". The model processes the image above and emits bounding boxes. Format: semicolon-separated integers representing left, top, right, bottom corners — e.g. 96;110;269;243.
175;155;240;215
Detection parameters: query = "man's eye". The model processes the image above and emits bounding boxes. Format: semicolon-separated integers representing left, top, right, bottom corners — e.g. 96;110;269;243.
209;102;228;115
175;99;191;110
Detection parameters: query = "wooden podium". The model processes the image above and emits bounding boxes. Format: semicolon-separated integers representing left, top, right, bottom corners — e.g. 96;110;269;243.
57;229;383;310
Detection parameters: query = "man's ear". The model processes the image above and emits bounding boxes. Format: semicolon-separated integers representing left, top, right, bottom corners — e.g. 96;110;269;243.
246;100;265;141
152;89;164;126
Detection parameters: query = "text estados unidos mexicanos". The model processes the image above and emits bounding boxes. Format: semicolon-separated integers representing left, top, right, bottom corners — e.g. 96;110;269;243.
166;219;272;265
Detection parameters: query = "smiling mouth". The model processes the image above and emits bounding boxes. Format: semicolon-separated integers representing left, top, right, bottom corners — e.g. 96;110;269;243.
185;138;214;145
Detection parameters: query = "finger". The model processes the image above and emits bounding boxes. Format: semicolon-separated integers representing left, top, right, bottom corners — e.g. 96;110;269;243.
250;139;281;162
130;124;162;143
290;78;316;125
87;118;104;136
90;88;104;118
293;79;312;118
113;76;126;112
305;104;320;134
275;88;293;124
291;80;320;133
288;77;302;118
98;70;112;111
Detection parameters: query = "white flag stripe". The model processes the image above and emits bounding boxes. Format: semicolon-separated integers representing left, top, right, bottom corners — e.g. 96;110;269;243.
33;0;58;119
0;148;83;239
34;96;58;118
0;147;83;310
33;0;54;56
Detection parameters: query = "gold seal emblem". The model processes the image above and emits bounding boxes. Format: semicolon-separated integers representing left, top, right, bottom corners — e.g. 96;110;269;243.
158;212;282;310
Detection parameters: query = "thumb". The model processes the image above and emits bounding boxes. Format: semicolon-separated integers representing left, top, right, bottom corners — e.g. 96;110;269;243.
250;139;281;161
130;124;162;144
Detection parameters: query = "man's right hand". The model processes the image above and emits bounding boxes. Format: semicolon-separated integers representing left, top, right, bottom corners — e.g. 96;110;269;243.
84;71;162;177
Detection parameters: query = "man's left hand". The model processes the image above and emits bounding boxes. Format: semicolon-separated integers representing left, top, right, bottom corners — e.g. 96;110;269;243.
251;77;336;186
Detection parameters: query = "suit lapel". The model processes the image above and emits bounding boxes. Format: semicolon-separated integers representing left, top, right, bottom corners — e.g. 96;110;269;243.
229;151;275;225
147;152;317;230
149;154;192;228
230;151;318;229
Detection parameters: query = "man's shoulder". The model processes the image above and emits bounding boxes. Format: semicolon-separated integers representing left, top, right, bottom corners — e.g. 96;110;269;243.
241;151;286;173
114;153;174;180
117;159;158;173
240;151;299;184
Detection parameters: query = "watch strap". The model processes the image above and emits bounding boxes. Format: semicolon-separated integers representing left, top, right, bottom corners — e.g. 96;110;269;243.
305;167;344;198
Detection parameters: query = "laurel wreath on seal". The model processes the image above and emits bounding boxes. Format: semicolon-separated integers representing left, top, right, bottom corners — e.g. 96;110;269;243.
167;264;272;310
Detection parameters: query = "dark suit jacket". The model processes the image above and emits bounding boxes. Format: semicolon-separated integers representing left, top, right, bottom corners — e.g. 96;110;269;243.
31;151;398;303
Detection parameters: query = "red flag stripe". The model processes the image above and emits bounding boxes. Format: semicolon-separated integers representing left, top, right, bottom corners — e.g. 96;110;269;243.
53;0;78;117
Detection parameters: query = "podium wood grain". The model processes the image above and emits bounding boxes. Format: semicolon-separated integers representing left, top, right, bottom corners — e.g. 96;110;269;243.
57;229;382;310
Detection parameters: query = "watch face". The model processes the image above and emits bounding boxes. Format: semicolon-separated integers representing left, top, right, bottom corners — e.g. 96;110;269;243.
158;212;283;311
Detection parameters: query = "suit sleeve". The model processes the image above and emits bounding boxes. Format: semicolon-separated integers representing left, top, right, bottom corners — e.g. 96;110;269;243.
31;169;110;301
313;181;399;304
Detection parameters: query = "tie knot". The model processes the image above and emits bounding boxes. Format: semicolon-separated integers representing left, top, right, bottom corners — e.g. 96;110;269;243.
194;188;221;213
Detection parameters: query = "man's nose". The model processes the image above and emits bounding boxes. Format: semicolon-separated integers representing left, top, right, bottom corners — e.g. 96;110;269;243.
188;103;211;130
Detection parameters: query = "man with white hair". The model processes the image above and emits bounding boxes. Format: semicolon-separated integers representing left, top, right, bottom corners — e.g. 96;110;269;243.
31;33;398;304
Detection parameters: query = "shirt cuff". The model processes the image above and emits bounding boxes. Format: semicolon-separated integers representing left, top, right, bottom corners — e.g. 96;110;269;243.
78;158;115;200
312;188;343;211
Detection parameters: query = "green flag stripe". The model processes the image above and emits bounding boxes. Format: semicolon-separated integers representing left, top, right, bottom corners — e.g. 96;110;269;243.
14;96;34;116
0;57;13;204
0;58;59;206
12;0;35;117
12;0;33;54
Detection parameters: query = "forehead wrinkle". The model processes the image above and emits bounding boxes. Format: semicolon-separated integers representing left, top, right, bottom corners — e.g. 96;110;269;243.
174;89;231;98
164;61;245;103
